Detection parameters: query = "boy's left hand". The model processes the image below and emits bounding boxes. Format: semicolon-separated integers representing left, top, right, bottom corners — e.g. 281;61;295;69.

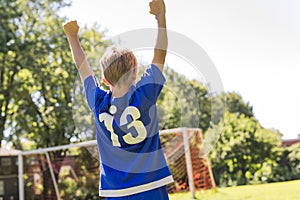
149;0;166;16
63;20;80;37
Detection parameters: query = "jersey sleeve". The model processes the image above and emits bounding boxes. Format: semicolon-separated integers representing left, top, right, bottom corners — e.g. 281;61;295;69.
83;75;105;111
136;64;166;103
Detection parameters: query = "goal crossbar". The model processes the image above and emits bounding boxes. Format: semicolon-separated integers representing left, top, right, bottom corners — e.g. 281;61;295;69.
18;127;200;200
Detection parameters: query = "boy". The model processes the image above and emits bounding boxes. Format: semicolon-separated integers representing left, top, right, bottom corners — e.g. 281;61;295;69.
63;0;173;199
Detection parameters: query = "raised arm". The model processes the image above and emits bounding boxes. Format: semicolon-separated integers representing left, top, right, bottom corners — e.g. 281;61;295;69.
63;20;94;81
149;0;167;72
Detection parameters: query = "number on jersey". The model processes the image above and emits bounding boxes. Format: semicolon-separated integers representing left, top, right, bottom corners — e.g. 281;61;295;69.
99;106;147;147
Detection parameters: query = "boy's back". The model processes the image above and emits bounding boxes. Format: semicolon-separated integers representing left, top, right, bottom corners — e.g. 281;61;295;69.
84;63;173;197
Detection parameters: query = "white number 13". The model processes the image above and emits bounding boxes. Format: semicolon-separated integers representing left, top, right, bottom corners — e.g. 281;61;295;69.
99;106;147;147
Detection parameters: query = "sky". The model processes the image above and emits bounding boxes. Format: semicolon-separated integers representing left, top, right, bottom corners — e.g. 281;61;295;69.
61;0;300;139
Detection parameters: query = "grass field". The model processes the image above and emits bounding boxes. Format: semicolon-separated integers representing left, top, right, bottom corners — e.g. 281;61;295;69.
169;180;300;200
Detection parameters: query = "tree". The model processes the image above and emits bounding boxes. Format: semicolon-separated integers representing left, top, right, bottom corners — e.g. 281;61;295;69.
209;112;282;186
272;142;300;182
1;0;109;197
0;0;23;147
287;143;300;178
1;0;72;147
156;67;212;131
1;0;110;148
220;92;254;117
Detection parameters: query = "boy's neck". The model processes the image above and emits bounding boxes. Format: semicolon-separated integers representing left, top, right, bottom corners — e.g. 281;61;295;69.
110;84;132;98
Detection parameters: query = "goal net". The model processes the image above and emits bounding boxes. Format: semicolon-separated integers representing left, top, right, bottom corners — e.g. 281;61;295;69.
18;128;215;200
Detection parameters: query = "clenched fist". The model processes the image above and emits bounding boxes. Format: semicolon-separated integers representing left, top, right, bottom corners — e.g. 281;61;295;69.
149;0;166;16
63;20;79;37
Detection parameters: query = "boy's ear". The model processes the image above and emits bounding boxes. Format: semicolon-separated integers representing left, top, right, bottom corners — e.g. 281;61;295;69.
102;78;111;86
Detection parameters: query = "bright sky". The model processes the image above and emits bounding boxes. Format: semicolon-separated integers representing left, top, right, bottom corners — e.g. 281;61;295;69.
61;0;300;139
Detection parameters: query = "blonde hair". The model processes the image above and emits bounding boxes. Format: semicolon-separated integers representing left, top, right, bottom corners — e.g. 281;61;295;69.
100;46;137;86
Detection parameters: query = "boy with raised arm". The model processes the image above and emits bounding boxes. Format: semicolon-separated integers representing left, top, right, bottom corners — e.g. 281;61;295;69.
63;0;173;199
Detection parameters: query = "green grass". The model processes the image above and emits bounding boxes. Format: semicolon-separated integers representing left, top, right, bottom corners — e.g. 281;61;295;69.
169;180;300;200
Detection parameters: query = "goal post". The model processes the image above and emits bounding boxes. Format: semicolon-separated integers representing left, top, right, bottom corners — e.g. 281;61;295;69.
18;128;215;200
160;128;215;198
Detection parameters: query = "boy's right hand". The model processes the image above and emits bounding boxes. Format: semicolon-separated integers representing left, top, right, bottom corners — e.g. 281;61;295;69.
63;20;79;37
149;0;166;17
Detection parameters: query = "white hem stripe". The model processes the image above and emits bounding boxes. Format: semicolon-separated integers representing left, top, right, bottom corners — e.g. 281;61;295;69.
99;176;174;197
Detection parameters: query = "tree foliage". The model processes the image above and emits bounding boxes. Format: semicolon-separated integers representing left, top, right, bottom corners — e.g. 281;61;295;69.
157;67;212;131
221;92;254;117
209;112;283;186
0;0;23;147
0;0;109;149
1;0;72;148
1;0;109;198
287;143;300;175
271;142;300;182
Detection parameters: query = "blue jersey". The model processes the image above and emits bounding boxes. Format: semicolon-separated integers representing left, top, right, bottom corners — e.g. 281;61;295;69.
84;64;173;197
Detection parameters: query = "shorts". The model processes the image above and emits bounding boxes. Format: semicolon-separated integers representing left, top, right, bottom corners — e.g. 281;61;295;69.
104;186;169;200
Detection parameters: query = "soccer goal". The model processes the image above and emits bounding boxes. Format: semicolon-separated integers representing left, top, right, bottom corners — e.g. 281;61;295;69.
17;127;215;200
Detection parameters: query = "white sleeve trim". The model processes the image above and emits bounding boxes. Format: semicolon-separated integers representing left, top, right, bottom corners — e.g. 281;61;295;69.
99;175;174;197
92;75;99;87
